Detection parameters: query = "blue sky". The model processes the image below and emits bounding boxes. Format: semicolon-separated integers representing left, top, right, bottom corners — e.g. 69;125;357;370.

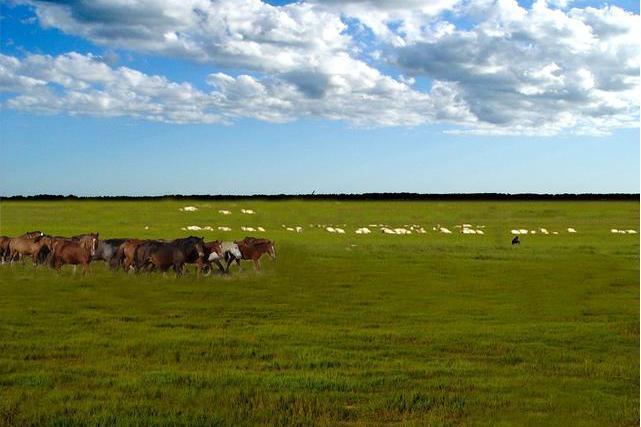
0;0;639;195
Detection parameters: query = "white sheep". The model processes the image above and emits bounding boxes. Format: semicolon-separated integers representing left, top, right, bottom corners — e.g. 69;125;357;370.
179;206;198;212
567;228;577;233
326;227;336;233
394;228;411;235
240;209;255;214
257;227;266;232
218;226;231;231
335;228;345;234
218;209;231;215
439;227;452;234
187;225;202;231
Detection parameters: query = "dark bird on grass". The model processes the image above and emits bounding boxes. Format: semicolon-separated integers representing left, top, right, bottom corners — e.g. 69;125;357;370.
512;236;520;246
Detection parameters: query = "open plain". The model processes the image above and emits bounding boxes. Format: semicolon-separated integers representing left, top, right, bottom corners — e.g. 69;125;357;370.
0;199;638;426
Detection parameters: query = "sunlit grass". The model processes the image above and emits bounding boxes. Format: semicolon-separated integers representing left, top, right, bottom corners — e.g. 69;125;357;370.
0;200;638;425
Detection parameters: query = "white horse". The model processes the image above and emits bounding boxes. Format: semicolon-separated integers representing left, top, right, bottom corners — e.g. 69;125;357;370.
208;241;243;273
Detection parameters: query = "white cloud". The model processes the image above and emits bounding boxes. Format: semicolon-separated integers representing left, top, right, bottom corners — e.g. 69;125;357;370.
392;0;639;134
1;51;460;126
2;0;639;135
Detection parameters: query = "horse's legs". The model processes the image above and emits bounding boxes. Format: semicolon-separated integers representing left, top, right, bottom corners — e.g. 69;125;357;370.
72;265;77;274
54;257;62;272
174;262;183;277
213;259;225;274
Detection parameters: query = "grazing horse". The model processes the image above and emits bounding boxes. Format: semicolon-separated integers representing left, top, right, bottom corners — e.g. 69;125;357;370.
229;237;276;271
144;236;206;276
52;233;99;273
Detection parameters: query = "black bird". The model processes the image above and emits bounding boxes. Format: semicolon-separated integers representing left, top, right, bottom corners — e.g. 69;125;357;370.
512;236;520;246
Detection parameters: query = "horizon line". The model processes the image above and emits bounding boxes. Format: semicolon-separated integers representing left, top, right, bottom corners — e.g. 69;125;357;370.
1;193;639;201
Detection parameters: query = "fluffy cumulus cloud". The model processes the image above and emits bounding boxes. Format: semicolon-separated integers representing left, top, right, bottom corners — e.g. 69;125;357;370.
1;0;638;135
1;51;462;125
393;0;640;135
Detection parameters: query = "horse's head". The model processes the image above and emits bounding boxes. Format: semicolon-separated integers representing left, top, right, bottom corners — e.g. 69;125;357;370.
209;240;223;258
80;233;99;256
188;236;206;259
24;231;43;238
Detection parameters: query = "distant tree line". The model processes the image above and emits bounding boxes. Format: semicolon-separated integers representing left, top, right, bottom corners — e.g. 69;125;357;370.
0;193;638;201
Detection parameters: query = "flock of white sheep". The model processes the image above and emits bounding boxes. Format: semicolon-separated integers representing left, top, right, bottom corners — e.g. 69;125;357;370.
178;207;637;236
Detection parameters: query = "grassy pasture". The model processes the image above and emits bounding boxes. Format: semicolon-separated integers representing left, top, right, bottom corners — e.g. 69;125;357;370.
0;199;638;426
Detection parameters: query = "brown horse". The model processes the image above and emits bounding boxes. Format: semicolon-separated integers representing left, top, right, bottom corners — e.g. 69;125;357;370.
3;231;43;263
0;236;11;263
232;237;276;271
52;233;99;273
145;237;206;277
114;239;146;272
8;233;49;264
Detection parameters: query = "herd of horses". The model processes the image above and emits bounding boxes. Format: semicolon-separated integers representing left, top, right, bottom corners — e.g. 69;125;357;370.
0;231;276;276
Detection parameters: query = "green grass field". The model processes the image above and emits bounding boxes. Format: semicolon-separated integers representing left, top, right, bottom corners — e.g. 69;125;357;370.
0;199;638;426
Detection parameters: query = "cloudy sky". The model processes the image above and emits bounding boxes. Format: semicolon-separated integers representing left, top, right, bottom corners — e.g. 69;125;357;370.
1;0;639;195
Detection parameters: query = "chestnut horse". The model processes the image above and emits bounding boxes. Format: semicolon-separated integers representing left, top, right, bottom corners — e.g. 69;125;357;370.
114;239;146;272
52;233;99;273
229;237;276;271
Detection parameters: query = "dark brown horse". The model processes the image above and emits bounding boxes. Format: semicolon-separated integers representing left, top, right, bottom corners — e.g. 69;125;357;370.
132;240;165;272
52;233;99;273
231;237;276;271
144;237;205;277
